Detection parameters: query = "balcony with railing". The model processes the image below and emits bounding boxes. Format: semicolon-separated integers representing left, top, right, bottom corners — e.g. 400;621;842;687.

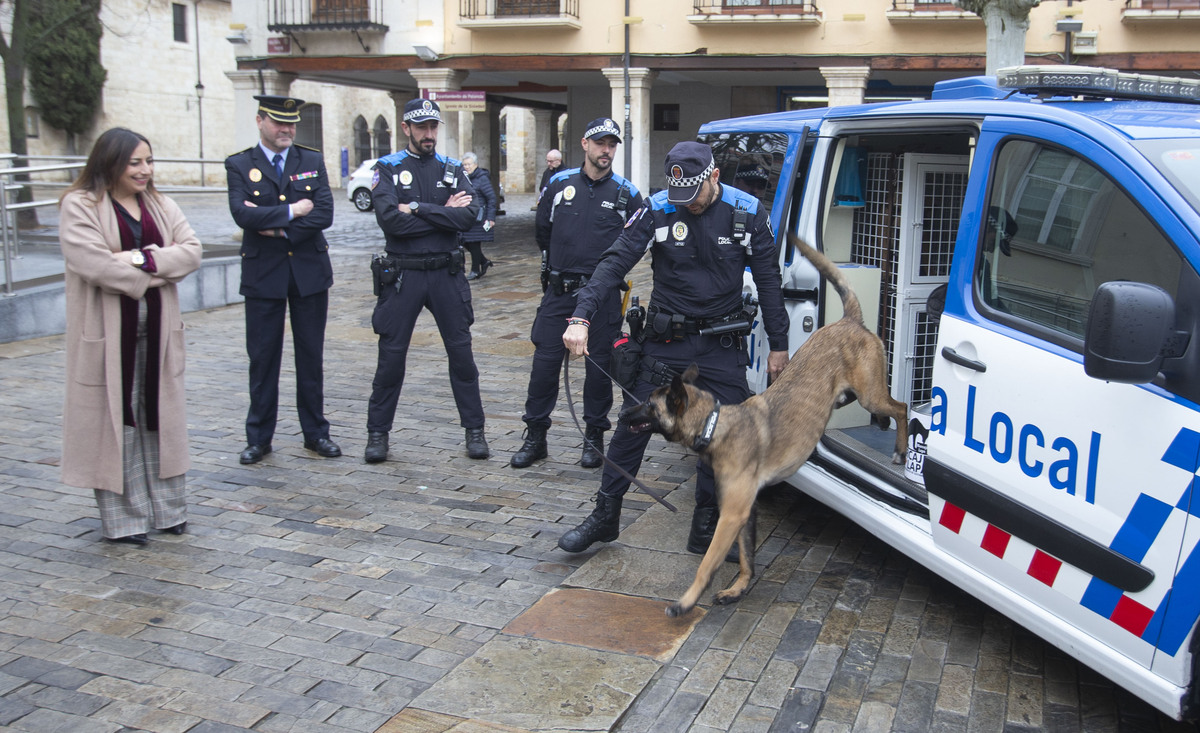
1123;0;1200;21
689;1;821;25
267;0;387;32
458;0;581;29
887;0;978;22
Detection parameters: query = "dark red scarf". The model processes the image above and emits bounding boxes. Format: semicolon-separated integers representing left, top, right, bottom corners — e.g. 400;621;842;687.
112;195;163;430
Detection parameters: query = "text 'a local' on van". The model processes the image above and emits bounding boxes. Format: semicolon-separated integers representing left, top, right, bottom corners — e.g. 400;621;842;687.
702;65;1200;720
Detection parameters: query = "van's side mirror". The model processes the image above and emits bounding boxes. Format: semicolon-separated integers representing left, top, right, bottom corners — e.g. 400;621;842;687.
1084;281;1175;383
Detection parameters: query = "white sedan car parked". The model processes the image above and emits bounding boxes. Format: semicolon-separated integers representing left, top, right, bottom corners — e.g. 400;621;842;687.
347;159;377;212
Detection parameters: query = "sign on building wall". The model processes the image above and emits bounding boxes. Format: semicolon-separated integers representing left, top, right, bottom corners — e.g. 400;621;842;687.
425;90;487;112
267;37;291;54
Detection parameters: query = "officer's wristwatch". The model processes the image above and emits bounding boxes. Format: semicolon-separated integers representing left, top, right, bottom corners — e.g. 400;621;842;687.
409;201;420;214
130;250;145;268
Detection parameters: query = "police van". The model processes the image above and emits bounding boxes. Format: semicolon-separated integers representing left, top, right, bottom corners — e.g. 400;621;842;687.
702;66;1200;719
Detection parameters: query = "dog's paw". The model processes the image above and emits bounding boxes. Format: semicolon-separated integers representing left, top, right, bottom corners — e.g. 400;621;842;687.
665;602;688;618
891;451;903;465
714;590;746;606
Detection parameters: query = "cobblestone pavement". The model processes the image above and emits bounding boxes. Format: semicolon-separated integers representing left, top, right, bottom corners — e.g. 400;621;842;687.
0;190;1197;732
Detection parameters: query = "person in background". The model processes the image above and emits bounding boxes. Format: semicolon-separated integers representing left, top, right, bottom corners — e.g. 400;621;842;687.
533;148;563;208
58;127;202;545
225;95;341;466
461;151;497;280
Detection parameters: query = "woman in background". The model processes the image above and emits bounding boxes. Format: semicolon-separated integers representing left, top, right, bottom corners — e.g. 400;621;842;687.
461;151;497;280
58;127;202;545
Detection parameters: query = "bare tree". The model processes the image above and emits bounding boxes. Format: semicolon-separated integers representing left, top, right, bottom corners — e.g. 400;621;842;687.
957;0;1041;75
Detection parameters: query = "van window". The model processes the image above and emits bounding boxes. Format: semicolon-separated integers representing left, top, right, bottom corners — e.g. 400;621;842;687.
698;132;789;217
978;139;1182;342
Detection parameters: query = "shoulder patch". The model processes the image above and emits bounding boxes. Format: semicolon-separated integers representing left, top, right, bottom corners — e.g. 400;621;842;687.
295;144;321;153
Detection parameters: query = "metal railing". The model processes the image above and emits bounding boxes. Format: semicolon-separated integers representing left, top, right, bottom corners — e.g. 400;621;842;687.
1125;0;1200;8
460;0;579;20
267;0;387;31
693;0;819;13
0;155;227;295
891;0;963;10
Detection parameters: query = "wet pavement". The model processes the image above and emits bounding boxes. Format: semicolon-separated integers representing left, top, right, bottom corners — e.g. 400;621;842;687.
0;190;1196;732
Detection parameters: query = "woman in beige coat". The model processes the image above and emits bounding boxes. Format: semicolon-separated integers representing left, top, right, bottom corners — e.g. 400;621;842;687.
59;128;202;545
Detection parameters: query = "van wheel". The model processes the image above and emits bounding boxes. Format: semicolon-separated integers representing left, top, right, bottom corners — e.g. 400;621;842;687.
352;189;373;212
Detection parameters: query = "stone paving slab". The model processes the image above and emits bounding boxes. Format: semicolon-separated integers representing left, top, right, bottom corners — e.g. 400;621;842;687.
0;191;1196;732
410;636;660;731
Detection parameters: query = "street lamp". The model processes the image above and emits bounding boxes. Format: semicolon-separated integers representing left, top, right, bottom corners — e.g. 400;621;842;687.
195;82;206;184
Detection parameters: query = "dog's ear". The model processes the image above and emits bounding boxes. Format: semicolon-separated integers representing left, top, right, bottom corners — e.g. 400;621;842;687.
682;363;699;384
666;373;689;416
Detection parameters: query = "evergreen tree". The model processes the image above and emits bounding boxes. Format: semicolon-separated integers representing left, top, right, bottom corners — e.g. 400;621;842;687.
28;0;105;155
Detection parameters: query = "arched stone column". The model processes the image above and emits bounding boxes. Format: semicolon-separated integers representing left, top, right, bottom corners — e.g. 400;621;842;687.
601;67;656;194
819;66;871;107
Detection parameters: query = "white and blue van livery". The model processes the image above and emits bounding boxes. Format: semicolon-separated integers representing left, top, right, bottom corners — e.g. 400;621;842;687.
696;65;1200;720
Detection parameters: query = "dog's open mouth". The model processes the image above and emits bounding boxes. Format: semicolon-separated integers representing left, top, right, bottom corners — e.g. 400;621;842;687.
623;418;655;434
618;405;657;434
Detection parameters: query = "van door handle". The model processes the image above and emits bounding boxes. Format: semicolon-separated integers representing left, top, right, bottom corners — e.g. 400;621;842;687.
941;347;987;373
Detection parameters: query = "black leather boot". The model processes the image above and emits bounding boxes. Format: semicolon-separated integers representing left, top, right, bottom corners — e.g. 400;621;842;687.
686;504;740;563
510;426;548;468
466;428;490;459
558;492;622;553
364;431;389;464
580;426;604;468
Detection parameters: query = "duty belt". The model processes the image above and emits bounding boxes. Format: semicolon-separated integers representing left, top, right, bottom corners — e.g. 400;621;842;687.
390;252;455;270
645;306;749;342
547;271;589;295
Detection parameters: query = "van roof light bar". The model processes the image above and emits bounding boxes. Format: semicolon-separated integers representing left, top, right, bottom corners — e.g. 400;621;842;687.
997;65;1200;105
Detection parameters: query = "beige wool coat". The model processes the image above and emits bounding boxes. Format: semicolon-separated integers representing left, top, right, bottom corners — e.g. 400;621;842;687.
59;189;202;493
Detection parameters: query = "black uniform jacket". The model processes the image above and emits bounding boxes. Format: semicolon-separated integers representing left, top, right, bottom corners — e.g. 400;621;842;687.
371;150;479;255
225;144;334;299
573;184;790;353
535;168;643;275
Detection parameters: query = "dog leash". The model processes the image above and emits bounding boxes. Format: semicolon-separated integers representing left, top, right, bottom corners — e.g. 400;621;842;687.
562;354;677;512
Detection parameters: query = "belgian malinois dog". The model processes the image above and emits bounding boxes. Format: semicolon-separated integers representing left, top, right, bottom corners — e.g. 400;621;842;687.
621;237;909;617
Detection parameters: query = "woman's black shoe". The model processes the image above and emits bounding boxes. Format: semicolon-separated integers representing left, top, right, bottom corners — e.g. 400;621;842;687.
163;522;187;535
479;259;494;277
104;533;148;545
466;269;481;281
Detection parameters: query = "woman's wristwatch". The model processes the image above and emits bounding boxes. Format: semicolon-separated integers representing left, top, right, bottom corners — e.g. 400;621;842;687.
130;250;146;269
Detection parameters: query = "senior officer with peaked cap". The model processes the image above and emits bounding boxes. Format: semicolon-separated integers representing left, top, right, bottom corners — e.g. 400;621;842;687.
225;94;342;465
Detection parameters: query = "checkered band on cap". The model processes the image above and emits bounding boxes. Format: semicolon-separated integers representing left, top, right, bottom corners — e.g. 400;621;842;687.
584;118;621;141
668;159;715;188
404;99;442;123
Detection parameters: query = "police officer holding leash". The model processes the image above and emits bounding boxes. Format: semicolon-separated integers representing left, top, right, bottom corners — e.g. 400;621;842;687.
363;98;489;464
510;118;644;470
558;141;790;556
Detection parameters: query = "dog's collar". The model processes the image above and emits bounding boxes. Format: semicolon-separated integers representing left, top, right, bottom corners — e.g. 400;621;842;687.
691;402;721;452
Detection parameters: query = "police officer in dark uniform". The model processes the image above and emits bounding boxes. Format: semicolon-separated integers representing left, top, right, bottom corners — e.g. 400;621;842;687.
558;141;791;555
510;118;644;470
226;95;341;465
364;98;488;464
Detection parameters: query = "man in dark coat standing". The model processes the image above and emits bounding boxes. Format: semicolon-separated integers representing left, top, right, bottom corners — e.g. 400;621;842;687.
225;95;342;465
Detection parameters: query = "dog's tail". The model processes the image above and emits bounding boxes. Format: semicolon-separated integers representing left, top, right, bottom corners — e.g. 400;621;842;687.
791;235;863;324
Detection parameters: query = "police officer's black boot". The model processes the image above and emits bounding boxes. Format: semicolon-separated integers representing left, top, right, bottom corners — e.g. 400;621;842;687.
686;504;741;563
510;426;548;468
580;426;604;468
558;491;622;553
364;431;389;464
466;428;490;459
